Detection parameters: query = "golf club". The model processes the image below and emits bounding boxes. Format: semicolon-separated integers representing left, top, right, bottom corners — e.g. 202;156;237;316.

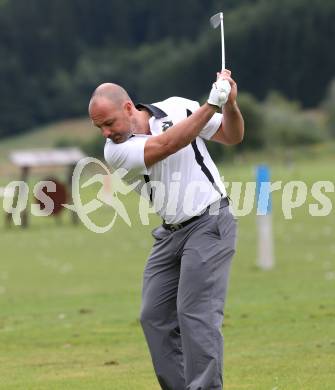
210;12;231;102
210;12;226;71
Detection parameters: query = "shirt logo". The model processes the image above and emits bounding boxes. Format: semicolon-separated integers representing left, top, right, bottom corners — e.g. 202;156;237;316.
162;120;173;132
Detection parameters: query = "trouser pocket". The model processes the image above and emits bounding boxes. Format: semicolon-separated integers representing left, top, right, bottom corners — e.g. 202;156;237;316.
216;207;238;251
151;225;171;241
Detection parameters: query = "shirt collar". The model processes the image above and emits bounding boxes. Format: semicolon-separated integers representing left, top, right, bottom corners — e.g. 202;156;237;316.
135;103;167;119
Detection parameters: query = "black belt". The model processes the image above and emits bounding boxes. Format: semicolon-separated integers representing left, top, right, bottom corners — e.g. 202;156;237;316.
162;197;229;232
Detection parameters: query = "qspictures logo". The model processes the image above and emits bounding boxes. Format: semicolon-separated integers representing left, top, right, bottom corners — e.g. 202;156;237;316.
0;157;334;233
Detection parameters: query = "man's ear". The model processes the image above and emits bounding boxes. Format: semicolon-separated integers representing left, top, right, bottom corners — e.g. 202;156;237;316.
124;101;133;115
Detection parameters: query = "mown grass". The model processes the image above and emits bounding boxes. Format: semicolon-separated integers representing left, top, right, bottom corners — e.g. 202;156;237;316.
0;153;335;389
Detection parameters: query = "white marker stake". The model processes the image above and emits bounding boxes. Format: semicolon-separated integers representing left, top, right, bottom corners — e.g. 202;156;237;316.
257;214;275;270
256;165;275;270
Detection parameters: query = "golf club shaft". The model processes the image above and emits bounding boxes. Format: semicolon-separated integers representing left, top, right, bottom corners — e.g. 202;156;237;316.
220;13;225;71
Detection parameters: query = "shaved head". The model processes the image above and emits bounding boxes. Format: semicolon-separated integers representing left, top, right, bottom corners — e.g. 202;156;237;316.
88;83;137;143
88;82;150;143
89;83;131;111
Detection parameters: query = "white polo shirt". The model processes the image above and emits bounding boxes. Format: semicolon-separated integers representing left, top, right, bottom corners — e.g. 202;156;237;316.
104;96;227;224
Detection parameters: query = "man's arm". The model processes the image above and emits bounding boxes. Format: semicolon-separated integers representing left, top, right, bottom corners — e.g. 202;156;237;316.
144;72;231;167
210;70;244;145
144;103;217;167
210;101;244;145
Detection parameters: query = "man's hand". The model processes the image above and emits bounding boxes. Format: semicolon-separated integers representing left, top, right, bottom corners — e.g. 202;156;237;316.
217;69;237;107
209;69;244;145
207;74;231;110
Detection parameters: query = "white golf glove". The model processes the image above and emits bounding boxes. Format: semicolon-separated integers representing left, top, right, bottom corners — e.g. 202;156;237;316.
207;79;231;109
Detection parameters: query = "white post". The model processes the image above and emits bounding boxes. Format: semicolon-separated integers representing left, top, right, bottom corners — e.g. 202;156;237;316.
257;214;275;270
256;165;275;270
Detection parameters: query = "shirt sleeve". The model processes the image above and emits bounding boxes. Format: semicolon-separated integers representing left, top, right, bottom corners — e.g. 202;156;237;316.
199;113;223;140
104;135;151;176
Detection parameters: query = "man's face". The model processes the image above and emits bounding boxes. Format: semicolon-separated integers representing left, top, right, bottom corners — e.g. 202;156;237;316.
89;97;133;144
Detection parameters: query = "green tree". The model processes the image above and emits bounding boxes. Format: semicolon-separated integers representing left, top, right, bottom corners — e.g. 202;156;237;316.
236;92;265;150
262;92;327;146
322;79;335;137
0;0;334;137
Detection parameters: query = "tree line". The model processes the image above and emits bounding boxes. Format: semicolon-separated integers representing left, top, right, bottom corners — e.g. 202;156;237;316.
0;0;334;138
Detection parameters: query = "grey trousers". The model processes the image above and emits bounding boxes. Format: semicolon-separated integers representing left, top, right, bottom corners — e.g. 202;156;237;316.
140;202;237;390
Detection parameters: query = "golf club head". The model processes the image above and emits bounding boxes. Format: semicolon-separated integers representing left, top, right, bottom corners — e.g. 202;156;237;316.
210;12;223;29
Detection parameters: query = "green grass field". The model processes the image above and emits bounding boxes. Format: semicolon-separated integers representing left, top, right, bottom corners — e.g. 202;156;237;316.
1;147;335;389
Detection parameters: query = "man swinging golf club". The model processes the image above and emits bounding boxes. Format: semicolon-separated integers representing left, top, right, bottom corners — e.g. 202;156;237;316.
88;12;244;390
